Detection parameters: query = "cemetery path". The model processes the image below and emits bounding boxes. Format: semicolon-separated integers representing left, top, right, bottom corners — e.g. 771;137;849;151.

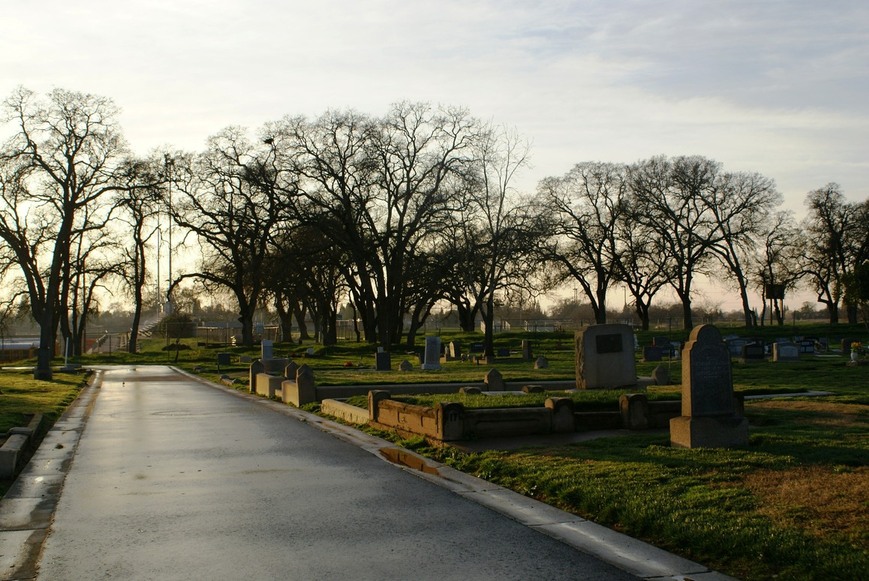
26;365;640;581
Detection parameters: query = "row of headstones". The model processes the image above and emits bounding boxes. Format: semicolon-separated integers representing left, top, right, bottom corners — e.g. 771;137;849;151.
576;323;748;448
642;335;850;363
248;358;314;387
376;337;544;372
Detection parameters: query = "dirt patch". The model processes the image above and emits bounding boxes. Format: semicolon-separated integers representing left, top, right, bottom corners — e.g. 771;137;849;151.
744;465;868;546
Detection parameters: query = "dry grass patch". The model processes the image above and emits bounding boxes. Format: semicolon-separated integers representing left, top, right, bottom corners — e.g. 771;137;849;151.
744;466;868;547
749;399;867;428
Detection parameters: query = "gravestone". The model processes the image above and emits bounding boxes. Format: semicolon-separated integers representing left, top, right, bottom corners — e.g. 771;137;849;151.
653;336;673;357
248;360;265;393
799;340;815;354
485;368;505;391
261;340;274;361
399;359;414;372
375;351;392;371
421;336;442;370
841;338;855;354
521;340;533;362
444;341;461;361
216;353;231;369
534;355;549;369
497;347;510;357
740;343;765;362
670;324;748;448
262;357;289;375
283;363;316;406
652;365;670;385
643;346;663;362
284;361;299;380
772;342;800;362
724;338;749;358
575;324;637;390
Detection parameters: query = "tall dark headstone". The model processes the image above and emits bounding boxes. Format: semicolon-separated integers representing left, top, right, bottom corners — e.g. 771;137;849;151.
670;325;748;448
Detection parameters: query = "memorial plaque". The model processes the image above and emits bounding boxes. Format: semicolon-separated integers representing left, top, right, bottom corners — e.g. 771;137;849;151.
596;333;623;354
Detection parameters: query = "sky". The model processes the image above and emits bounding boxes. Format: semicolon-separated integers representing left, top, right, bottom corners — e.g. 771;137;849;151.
2;0;868;311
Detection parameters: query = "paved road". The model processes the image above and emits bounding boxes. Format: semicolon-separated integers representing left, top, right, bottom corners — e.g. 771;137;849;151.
33;366;640;581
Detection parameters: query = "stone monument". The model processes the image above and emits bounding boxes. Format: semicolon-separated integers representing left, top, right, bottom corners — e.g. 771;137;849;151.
575;324;636;389
421;336;442;370
670;324;749;448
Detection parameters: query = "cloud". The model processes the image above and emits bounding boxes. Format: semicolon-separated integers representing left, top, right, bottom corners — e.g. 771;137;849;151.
2;0;867;209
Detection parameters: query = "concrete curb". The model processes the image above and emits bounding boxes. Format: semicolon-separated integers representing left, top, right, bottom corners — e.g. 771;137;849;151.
176;367;737;581
0;371;103;581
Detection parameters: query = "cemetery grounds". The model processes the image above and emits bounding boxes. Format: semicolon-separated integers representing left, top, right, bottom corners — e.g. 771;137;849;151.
1;325;867;580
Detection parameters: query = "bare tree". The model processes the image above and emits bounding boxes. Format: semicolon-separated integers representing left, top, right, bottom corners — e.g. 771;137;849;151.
170;128;293;346
705;171;781;327
116;157;164;353
801;184;860;324
447;123;543;358
752;211;803;325
276;103;477;348
0;87;129;379
537;162;627;324
613;200;669;330
629;155;722;330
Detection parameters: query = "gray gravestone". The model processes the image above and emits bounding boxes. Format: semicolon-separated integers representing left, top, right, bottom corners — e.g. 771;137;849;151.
262;357;289;375
534;355;549;369
261;340;274;361
841;338;855;354
740;343;765;362
521;340;533;361
575;324;637;390
485;368;505;391
375;351;392;371
643;346;663;362
670;324;748;448
399;359;414;372
284;360;299;380
421;337;442;370
724;338;748;357
773;342;800;362
248;360;265;393
652;364;670;385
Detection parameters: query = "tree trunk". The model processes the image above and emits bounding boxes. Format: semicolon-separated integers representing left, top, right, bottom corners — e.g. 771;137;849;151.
738;284;754;328
825;301;839;324
274;297;294;343
680;295;693;330
634;300;651;331
293;303;310;341
129;281;143;354
237;299;255;347
34;314;55;380
482;294;495;358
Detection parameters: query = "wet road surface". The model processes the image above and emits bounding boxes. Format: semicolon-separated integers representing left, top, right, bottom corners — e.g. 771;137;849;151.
34;366;639;580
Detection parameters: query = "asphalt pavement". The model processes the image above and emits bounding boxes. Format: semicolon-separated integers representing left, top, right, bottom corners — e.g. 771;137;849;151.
1;366;733;580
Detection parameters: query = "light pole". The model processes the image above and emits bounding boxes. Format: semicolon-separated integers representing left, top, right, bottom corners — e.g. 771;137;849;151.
164;154;174;315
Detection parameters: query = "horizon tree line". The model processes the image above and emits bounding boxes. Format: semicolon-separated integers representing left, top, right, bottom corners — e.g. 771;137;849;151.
1;87;866;379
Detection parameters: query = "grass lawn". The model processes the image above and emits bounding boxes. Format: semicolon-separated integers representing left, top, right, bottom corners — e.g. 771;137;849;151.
2;323;867;579
0;369;89;496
